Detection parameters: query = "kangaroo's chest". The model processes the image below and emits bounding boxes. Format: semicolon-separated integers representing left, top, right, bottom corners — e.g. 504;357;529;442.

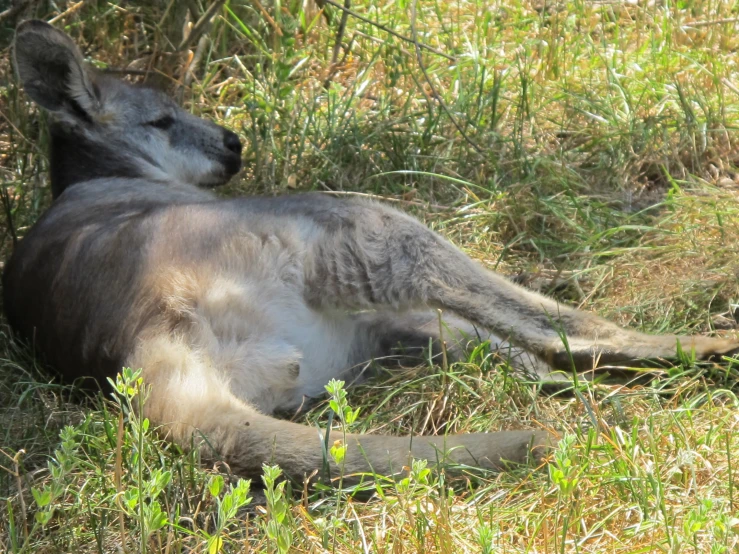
150;226;360;413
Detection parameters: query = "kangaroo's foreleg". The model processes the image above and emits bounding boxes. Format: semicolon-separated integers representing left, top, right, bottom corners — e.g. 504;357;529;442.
304;202;739;371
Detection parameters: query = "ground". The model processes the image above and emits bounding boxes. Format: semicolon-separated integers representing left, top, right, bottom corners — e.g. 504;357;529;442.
2;0;739;552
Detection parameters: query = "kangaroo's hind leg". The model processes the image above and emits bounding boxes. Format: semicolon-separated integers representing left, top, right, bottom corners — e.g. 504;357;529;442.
349;310;551;378
303;200;739;372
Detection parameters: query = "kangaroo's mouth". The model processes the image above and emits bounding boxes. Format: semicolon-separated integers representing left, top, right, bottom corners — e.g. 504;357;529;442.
198;154;242;188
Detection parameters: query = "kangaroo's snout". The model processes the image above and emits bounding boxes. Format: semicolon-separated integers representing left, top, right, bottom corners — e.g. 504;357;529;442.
222;129;242;176
224;130;242;155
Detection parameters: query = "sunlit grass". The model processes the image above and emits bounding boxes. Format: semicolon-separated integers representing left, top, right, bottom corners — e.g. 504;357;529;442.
2;0;739;552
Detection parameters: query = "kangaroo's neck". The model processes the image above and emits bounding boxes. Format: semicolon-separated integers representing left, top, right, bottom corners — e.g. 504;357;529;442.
49;122;144;199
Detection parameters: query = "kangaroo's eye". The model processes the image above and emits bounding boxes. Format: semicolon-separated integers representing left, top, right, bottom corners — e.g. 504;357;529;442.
146;115;175;130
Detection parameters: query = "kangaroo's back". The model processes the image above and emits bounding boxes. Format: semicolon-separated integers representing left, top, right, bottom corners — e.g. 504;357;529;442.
4;180;202;385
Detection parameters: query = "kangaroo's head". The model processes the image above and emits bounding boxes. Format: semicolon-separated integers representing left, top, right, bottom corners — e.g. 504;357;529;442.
14;20;243;198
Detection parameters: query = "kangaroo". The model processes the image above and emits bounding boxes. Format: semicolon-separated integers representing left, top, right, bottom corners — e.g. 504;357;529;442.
5;20;738;481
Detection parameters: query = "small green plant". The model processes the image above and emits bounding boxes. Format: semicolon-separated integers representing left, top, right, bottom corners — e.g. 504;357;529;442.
476;522;496;554
108;368;171;553
30;425;80;528
262;464;293;554
395;458;433;496
549;433;584;554
324;378;361;470
200;475;252;554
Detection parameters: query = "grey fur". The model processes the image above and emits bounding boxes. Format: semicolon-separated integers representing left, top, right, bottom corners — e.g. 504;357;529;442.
5;21;738;480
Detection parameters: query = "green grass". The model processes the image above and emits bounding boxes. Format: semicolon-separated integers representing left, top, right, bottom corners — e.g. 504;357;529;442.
3;0;739;551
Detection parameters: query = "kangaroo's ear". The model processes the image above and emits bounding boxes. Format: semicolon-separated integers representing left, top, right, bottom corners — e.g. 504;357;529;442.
13;20;101;117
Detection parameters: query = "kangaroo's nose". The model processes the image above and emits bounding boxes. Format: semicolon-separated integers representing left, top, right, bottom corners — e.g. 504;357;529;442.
223;130;242;155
